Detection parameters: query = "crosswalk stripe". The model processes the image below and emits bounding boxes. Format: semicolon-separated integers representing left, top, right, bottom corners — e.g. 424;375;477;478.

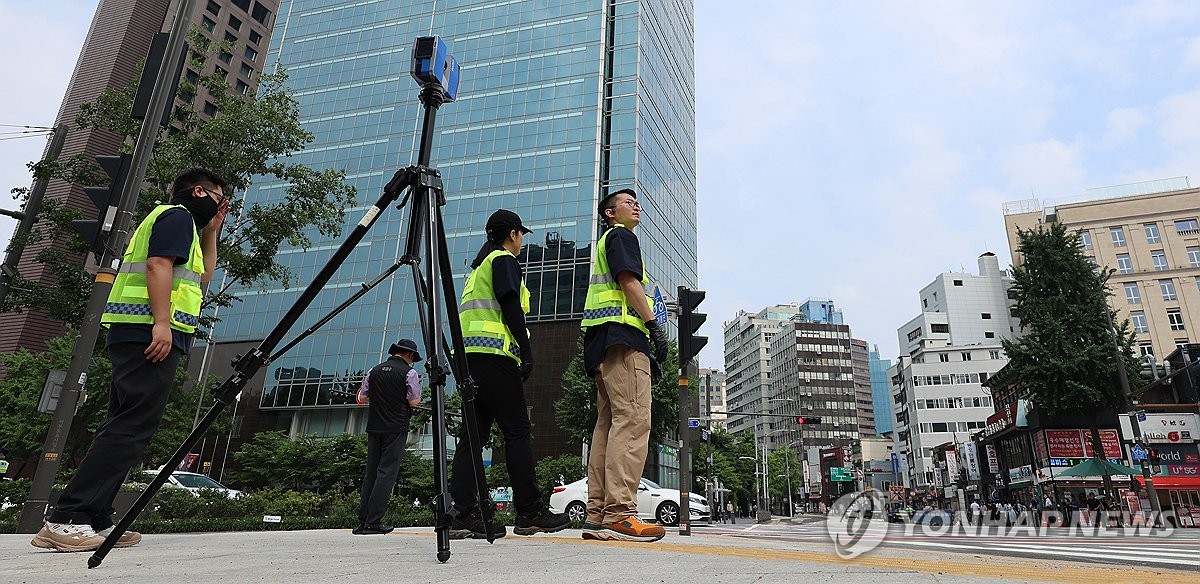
891;539;1198;567
986;541;1200;560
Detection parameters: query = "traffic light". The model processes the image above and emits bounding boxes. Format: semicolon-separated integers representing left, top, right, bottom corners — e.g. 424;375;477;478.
677;286;707;365
72;154;131;261
795;416;823;425
1148;448;1161;466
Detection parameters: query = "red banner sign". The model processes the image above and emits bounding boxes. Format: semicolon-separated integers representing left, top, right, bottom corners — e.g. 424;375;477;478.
1044;429;1120;459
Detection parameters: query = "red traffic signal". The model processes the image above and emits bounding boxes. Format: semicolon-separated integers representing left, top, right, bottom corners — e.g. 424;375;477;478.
795;416;822;425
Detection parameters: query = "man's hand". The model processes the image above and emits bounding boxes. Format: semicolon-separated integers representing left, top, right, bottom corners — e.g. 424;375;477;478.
646;320;668;364
146;322;173;362
206;198;230;233
520;359;534;382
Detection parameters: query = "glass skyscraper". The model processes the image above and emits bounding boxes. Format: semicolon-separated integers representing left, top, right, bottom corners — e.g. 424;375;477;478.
210;0;696;444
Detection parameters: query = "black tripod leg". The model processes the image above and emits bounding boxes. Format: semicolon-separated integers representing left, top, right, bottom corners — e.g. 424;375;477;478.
433;204;495;542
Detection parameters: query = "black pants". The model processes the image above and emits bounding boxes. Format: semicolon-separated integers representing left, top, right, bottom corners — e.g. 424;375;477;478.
359;430;407;525
449;353;541;515
48;343;182;530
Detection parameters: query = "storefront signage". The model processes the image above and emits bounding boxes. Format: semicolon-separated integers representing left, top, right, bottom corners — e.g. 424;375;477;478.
945;449;959;480
1044;429;1121;459
1119;413;1199;444
985;444;999;474
1008;464;1033;484
959;441;981;481
980;403;1018;440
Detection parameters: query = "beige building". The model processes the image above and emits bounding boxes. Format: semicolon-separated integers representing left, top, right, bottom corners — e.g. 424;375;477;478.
1003;178;1200;361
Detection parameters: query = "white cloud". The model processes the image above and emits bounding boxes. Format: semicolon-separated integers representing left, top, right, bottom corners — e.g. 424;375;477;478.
1186;37;1200;69
1098;107;1148;149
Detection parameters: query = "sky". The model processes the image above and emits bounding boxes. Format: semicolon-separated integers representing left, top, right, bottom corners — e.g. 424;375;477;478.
3;1;1200;369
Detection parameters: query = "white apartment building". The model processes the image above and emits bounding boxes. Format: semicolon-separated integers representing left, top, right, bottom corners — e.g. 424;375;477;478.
890;252;1017;489
723;304;804;437
698;368;728;428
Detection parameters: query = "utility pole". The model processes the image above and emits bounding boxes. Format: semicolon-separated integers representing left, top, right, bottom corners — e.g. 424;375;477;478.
705;370;714;525
0;124;69;311
18;0;197;533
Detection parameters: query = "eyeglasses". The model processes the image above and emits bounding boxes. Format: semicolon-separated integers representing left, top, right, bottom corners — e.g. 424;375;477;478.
610;199;641;211
200;186;228;203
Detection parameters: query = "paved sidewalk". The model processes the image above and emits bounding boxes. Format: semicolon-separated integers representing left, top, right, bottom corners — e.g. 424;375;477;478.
1;526;1192;583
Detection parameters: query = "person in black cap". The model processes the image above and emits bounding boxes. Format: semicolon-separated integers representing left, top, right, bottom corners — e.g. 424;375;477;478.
447;209;569;539
353;339;422;535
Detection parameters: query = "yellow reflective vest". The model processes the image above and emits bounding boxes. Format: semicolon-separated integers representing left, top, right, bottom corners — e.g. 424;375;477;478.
581;224;654;336
101;204;205;333
459;249;531;364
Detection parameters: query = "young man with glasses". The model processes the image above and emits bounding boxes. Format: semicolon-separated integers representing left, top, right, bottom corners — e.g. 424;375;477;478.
32;168;229;552
580;188;669;542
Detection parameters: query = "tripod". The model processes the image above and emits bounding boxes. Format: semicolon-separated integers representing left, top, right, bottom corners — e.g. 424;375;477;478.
88;82;490;567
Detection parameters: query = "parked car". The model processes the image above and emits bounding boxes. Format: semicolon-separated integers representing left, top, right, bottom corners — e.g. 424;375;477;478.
548;477;710;526
142;470;242;499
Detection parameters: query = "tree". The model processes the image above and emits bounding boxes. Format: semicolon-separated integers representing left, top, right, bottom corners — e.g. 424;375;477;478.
689;427;756;509
554;336;682;447
534;454;585;499
767;446;802;500
6;26;356;325
1001;223;1142;417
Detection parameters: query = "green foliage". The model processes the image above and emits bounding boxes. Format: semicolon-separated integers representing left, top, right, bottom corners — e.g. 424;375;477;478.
766;447;802;498
534;454;585;498
554;336;683;447
691;427;756;507
5;25;356;325
486;463;510;490
1001;223;1143;417
229;432;367;492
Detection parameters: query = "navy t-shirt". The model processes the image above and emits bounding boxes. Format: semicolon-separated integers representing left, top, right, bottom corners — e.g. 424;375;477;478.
583;227;654;377
106;208;198;354
490;254;532;357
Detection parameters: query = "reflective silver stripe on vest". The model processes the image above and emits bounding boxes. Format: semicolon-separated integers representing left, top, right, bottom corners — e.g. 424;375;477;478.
119;261;202;283
589;273;615;285
461;298;502;311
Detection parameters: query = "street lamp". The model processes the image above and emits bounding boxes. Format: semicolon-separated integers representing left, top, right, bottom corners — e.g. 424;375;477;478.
739;455;761;519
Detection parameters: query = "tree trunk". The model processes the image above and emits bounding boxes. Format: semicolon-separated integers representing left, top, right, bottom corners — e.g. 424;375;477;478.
1088;422;1113;497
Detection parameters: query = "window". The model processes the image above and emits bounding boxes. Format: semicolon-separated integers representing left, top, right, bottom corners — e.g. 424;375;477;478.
922;298;928;308
239;63;253;78
185;68;199;84
251;2;272;24
1130;311;1149;333
931;323;949;334
232;0;250;11
961;352;972;361
202;16;216;32
1111;227;1127;247
236;79;250;95
1174;218;1200;234
984;331;996;338
1161;279;1178;302
1139;343;1155;358
249;30;262;45
203;101;218;116
939;353;950;363
1116;254;1133;274
244;46;258;62
1176;339;1190;352
1151;250;1169;271
1145;223;1161;244
953;279;963;286
1188;247;1200;268
1168;309;1185;331
907;328;921;342
981;312;992;319
218;51;232;64
1124;283;1141;304
228;15;242;30
1079;230;1093;250
206;0;221;15
989;350;1001;359
224;32;237;43
215;66;228;80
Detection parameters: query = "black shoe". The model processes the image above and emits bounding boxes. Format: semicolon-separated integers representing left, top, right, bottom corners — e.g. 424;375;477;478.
514;509;570;536
358;523;394;535
352;523;366;535
449;510;507;540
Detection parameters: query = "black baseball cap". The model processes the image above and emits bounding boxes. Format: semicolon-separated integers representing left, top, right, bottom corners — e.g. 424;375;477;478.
598;188;637;214
388;338;423;361
485;209;532;235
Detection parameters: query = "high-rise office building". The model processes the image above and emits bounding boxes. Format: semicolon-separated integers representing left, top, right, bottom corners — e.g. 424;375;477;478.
851;338;873;436
0;0;279;373
207;0;697;464
868;347;893;435
698;367;727;428
1004;178;1200;362
889;253;1015;489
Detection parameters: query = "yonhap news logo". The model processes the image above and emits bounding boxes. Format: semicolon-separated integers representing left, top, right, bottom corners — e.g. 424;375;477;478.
824;490;889;559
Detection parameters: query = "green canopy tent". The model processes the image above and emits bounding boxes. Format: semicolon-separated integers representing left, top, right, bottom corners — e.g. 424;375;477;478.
1054;458;1139;478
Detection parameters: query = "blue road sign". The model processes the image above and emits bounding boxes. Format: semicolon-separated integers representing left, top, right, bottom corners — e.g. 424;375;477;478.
701;429;709;441
653;285;667;325
891;452;900;473
687;418;701;428
1132;444;1147;461
1137;411;1147;422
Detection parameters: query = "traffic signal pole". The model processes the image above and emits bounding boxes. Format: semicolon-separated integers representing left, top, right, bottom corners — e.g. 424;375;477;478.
676;287;707;535
17;0;198;534
0;124;69;312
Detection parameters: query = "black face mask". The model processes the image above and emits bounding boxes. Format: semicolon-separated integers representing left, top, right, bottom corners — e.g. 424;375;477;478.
173;193;219;231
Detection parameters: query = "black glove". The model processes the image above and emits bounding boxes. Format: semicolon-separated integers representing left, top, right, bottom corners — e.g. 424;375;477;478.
646;319;668;364
520;358;534;382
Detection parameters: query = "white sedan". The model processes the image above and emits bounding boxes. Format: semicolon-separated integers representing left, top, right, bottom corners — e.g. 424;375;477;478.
549;477;710;526
143;470;243;499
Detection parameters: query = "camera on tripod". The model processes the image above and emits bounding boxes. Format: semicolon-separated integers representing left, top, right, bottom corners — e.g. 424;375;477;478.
411;36;460;101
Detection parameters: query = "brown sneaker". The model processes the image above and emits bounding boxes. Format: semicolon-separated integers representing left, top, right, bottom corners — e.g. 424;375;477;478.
601;516;665;542
30;521;105;552
98;526;142;548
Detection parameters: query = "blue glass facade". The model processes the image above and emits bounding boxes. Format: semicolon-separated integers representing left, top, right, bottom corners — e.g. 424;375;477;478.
212;0;696;418
868;350;893;435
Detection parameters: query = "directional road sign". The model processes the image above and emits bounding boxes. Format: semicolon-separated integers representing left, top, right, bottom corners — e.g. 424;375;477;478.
687;418;701;428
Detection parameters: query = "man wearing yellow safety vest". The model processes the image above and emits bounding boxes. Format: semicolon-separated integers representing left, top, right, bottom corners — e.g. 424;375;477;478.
580;188;669;543
32;168;228;553
448;209;569;539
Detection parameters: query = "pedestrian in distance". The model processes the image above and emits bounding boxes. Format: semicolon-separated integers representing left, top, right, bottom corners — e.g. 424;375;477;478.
580;189;669;543
353;339;423;535
32;168;229;552
447;209;569;539
726;501;735;524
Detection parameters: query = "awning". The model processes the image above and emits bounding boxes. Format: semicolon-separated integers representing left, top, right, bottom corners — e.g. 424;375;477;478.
1136;476;1200;488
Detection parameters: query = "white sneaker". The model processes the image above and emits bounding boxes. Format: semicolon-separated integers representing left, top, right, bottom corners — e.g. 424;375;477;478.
97;526;142;548
30;521;105;552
